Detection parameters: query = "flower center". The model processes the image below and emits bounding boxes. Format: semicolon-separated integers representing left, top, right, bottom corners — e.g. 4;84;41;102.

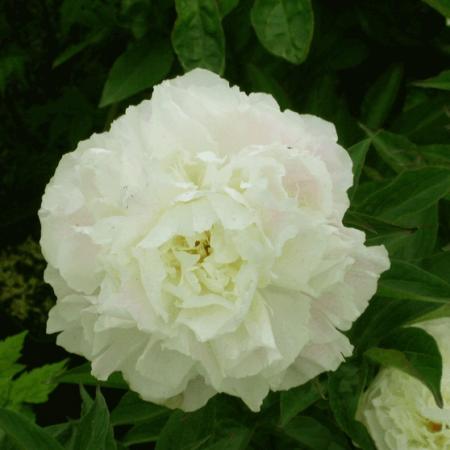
427;421;443;433
159;226;244;304
193;233;211;263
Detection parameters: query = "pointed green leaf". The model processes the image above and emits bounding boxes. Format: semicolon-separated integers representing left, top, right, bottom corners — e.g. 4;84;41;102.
111;392;168;426
204;427;253;450
417;143;450;165
413;68;450;91
365;326;443;407
347;138;370;200
361;64;403;129
9;360;66;405
392;94;449;144
389;205;438;260
359;167;450;223
344;210;414;240
362;130;450;172
361;128;420;173
0;332;27;378
423;251;450;281
410;304;450;325
71;389;116;450
378;259;450;303
349;296;439;351
122;414;169;445
217;0;240;17
155;404;215;450
251;0;314;64
172;0;225;74
279;380;322;426
422;0;450;18
45;422;77;448
79;385;94;416
283;416;350;450
100;37;173;107
53;29;107;68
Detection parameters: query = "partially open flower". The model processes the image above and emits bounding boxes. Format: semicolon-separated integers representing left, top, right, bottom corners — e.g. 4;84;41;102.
357;318;450;449
40;69;389;411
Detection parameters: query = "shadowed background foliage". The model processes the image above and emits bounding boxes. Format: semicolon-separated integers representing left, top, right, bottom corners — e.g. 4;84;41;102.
1;0;450;449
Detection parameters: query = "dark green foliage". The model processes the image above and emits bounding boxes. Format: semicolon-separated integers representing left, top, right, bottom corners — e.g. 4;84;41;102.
0;408;64;450
1;0;450;449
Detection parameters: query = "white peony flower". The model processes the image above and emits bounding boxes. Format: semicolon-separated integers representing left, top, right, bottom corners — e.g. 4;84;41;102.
357;318;450;450
40;69;389;412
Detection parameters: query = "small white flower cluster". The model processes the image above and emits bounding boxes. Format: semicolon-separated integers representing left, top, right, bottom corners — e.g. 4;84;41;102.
40;69;389;411
357;318;450;450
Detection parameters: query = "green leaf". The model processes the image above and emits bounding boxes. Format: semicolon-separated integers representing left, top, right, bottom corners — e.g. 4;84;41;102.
0;332;27;378
283;416;349;450
53;30;107;68
172;0;225;74
365;326;443;407
378;259;450;303
0;50;28;95
344;210;415;242
421;0;450;17
100;37;173;107
57;363;128;389
155;405;215;450
203;426;253;450
422;251;450;281
59;0;115;35
328;38;368;71
347;138;370;200
362;130;450;172
388;205;438;260
413;68;450;91
408;304;450;324
0;408;64;450
71;389;116;450
361;64;404;129
251;0;314;64
111;392;169;426
45;422;77;448
9;361;66;405
417;143;450;165
217;0;240;17
391;93;450;144
79;385;94;416
122;414;169;445
0;379;11;407
361;129;420;173
279;380;322;426
349;296;439;351
352;205;438;261
328;362;376;450
359;167;450;224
